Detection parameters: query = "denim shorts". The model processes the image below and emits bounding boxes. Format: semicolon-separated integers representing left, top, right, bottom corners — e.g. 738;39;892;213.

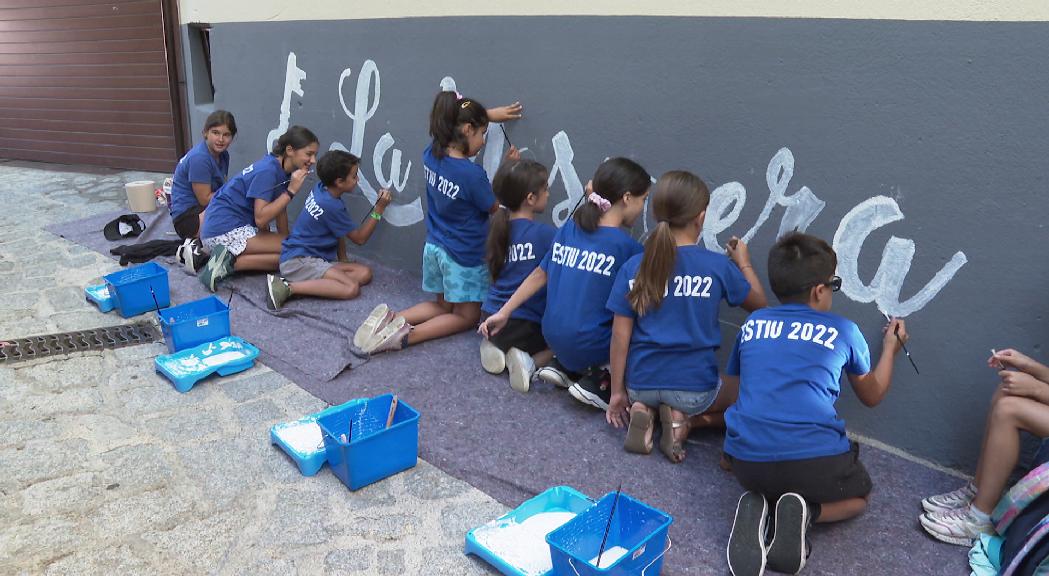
421;242;489;303
627;379;722;417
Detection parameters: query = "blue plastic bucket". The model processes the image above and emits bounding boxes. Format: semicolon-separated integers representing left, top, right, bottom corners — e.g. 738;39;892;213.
317;394;419;490
103;262;169;318
546;492;672;576
158;295;231;353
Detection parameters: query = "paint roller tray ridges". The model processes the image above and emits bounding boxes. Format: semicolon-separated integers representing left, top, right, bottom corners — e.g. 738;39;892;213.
465;485;594;576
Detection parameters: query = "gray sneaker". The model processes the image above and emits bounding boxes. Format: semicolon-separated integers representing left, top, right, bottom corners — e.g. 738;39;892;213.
266;274;292;310
199;245;233;292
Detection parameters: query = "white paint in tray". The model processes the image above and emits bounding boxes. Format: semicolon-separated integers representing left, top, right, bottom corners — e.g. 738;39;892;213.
472;511;577;576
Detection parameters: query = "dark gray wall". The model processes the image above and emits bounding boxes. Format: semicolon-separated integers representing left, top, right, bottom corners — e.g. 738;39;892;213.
205;16;1048;470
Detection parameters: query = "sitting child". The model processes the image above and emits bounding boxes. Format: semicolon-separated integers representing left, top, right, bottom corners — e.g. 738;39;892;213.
479;158;556;392
920;348;1049;546
265;150;391;310
723;232;908;576
604;170;766;463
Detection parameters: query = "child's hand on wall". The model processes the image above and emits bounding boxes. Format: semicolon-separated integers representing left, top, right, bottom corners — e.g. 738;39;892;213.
376;188;393;210
487;102;523;122
505;145;520;161
725;236;752;269
882;318;908;352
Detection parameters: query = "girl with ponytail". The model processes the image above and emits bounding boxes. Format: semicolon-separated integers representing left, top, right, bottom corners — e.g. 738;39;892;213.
604;170;767;463
479;159;556;392
352;90;522;355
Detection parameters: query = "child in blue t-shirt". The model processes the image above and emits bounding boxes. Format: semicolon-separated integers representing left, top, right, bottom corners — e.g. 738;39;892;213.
170;110;235;240
605;170;767;464
352;91;522;355
480;157;652;411
170;110;236;272
479;159;556;393
264;150;392;310
723;232;908;576
198;126;319;292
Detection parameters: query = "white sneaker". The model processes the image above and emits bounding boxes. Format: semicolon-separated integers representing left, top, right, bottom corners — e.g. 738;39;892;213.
363;316;410;355
919;506;994;547
536;362;576;389
921;482;976;514
353;304;392;349
479;339;506;374
506;348;535;393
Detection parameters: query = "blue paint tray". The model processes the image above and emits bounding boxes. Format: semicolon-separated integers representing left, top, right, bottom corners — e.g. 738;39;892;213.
154;336;259;393
465;486;594;576
269;399;365;476
85;283;115;313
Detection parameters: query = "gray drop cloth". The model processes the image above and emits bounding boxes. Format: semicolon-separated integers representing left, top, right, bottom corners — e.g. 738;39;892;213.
48;210;969;575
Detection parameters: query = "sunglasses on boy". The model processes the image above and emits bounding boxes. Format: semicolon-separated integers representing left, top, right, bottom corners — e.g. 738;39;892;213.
822;275;842;292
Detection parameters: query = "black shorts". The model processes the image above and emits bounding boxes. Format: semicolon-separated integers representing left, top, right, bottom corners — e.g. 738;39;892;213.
172;205;204;240
728;441;872;504
480;314;548;356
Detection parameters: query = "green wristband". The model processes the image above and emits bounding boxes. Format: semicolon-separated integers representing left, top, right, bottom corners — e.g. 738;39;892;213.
369;211;382;221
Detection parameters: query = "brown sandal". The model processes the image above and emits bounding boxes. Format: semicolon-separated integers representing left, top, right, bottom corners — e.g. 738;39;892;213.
659;404;690;463
624;404;655;454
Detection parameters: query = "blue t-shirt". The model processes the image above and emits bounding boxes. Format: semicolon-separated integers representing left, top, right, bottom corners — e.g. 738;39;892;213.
482;219;557;324
723;304;872;462
280;182;359;263
169;140;229;220
200;154;289;239
422;145;496;267
606;245;751;392
538;220;642;373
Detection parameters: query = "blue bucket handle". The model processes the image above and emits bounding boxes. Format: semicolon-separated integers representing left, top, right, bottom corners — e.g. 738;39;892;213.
566;534;672;576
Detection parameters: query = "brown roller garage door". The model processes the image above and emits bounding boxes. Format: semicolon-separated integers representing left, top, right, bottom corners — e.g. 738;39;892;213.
0;0;184;173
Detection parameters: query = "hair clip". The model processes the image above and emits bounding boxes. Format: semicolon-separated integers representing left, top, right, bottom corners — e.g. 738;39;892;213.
587;192;612;213
460;100;471;109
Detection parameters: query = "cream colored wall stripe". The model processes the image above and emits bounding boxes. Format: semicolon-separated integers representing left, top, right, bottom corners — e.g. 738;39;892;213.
179;0;1049;24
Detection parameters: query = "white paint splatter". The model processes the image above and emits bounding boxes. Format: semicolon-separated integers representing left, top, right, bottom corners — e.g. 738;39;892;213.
472;511;577;576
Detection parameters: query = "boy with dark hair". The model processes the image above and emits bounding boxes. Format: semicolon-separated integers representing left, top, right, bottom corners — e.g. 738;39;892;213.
266;150;391;310
724;232;909;576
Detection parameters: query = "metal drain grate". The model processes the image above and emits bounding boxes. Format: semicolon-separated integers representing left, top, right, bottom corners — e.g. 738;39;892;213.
0;321;161;364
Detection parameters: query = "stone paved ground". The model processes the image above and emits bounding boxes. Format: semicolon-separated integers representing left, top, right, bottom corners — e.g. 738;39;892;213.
0;160;506;575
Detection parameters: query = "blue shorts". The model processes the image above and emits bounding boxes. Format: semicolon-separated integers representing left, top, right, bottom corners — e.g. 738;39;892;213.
421;242;489;303
627;379;722;417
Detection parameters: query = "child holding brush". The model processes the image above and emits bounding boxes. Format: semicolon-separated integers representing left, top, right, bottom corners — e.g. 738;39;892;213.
919;349;1049;547
265;150;391;310
723;232;909;576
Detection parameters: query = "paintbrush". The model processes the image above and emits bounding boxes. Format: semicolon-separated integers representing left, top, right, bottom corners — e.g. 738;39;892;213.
882;312;919;375
499;124;513;148
595;483;623;568
991;348;1007;370
385;395;399;428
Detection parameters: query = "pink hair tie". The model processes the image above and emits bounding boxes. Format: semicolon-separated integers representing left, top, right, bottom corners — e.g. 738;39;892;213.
588;192;612;213
455;90;464;100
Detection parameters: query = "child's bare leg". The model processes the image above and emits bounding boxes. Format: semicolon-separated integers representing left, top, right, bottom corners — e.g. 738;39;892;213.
233;232;284;272
407;301;481;345
331;262;372;286
233;253;279;272
815;497;868;523
288;268;361;300
400;295;454;325
972;387;1008;487
690;378;738;429
972;396;1049;512
532;349;554;366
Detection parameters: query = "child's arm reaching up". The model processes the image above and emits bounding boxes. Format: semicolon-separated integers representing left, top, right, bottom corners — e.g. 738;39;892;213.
478;267;548;337
346;189;392;245
848;318;907;407
725;236;768;311
606;315;633;428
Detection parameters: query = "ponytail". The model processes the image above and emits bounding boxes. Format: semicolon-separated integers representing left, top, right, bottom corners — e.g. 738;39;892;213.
575;157;651;233
485;158;550;280
486;206;512;279
271;125;318;157
629;222;677;315
429;91;488;159
627;170;711;315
